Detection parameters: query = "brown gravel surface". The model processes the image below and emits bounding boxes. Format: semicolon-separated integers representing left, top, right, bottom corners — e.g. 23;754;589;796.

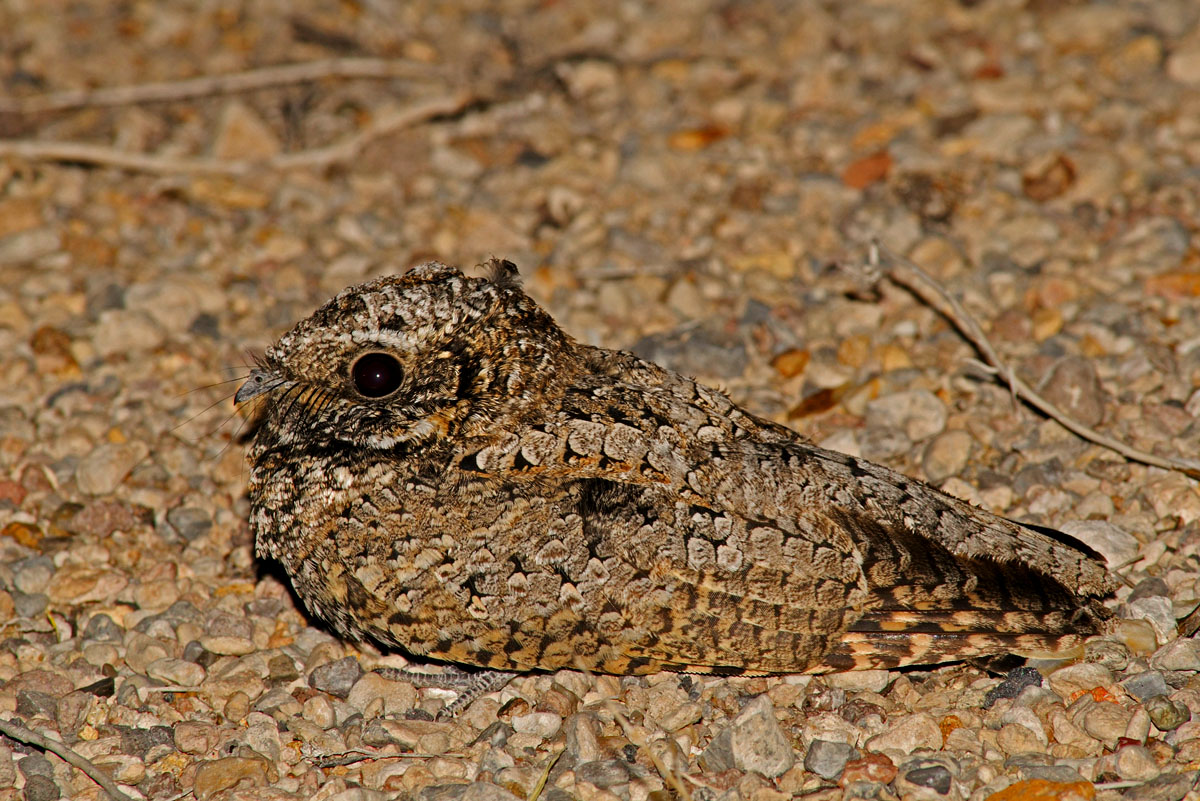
3;2;1200;800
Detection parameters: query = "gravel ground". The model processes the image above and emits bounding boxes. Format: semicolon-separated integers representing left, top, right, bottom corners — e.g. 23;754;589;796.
2;1;1200;799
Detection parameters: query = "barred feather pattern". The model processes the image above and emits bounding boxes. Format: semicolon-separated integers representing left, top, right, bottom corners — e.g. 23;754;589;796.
239;260;1114;677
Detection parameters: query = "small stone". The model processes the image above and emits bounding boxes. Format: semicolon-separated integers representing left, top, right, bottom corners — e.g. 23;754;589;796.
997;723;1044;756
1167;41;1200;85
303;694;337;728
124;633;170;675
12;591;47;618
824;670;892;693
175;721;220;755
16;690;58;720
75;443;146;496
922;429;972;483
1058;520;1138;569
199;635;256;656
1046;662;1114;699
1149;639;1200;671
1037;357;1105;426
804;738;857;780
1129;596;1179;645
901;763;954;796
865;390;947;442
1082;701;1133;747
512;711;562;739
1122;672;1171;702
699;694;796;777
146;657;205;687
192;755;272;800
865;712;941;755
1115;744;1160;782
93;753;146;784
310;656;364;698
347;672;417;716
46;565;128;604
166;506;213;541
7;670;73;698
13;556;54;595
18;754;54;779
22;774;59;801
1123;772;1199;801
985;779;1096;801
1144;695;1190;731
1085;638;1131;671
93;309;165;357
576;759;631;788
841;752;898;786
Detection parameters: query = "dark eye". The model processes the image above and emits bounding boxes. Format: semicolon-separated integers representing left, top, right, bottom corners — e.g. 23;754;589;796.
351;352;404;398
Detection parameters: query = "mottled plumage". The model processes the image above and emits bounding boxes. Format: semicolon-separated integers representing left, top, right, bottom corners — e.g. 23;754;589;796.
237;260;1114;678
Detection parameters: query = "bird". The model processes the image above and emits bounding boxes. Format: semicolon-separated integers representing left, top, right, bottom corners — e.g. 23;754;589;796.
236;258;1114;685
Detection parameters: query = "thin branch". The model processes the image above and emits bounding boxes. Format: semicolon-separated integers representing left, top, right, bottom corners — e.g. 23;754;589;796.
0;716;137;801
0;91;473;176
0;57;443;115
871;242;1200;481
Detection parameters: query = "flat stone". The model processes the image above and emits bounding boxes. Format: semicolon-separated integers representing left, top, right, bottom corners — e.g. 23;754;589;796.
699;694;796;777
1058;520;1138;569
146;657;206;687
865;389;947;442
804;738;857;780
1122;672;1171;702
192;755;272;800
46;565;128;605
1046;663;1114;699
865;712;941;755
1150;639;1200;671
309;656;363;699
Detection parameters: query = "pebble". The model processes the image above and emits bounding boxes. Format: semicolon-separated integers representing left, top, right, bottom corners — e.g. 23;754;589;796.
1037;357;1106;426
804;738;857;780
309;656;364;698
1046;663;1114;699
1149;639;1200;672
840;752;898;787
46;565;128;604
146;657;205;686
1057;521;1139;569
1129;596;1179;645
865;389;947;442
699;694;796;777
921;429;972;483
1081;702;1132;748
1144;695;1190;731
166;506;213;541
74;442;146;495
898;761;954;797
1114;744;1160;781
512;711;562;739
865;712;942;755
347;672;418;716
824;670;892;694
124;633;171;675
22;775;60;801
192;755;273;800
12;556;54;595
174;721;220;755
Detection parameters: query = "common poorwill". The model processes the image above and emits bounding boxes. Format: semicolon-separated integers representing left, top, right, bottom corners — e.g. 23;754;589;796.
237;260;1114;676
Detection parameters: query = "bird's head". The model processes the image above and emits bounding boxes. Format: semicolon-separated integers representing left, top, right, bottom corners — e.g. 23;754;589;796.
236;259;572;453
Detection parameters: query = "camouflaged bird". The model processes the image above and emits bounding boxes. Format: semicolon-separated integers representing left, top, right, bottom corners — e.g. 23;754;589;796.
237;259;1114;681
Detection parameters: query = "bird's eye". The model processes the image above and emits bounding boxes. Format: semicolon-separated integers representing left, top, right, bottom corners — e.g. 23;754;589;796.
351;352;404;398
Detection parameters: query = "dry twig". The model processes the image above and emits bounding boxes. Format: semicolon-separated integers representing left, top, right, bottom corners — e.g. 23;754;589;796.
870;242;1200;481
0;91;473;176
0;716;137;801
0;57;442;115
